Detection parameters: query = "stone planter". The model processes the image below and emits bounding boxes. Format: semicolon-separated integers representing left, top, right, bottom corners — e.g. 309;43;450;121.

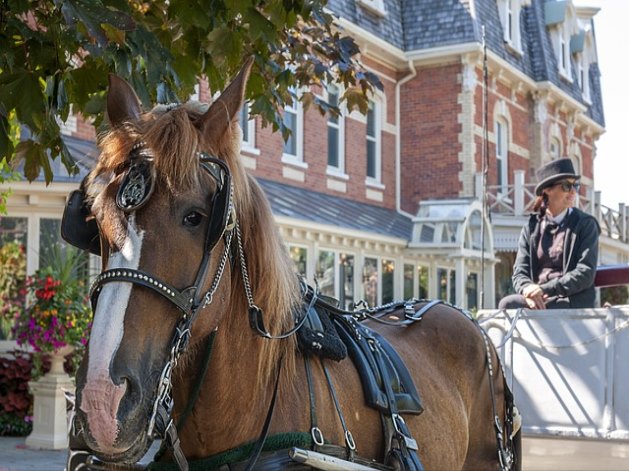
25;346;75;450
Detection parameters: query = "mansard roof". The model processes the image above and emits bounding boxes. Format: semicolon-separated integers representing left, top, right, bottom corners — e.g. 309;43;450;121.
328;0;604;126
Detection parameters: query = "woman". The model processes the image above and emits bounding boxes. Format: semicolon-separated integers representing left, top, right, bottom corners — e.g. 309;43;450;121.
499;158;600;310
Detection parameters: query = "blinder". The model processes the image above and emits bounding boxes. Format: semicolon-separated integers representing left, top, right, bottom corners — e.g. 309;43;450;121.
115;144;156;212
61;179;101;256
61;146;234;258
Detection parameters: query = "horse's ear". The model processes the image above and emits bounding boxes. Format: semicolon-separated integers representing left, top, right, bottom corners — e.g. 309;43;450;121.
107;74;142;127
200;56;254;143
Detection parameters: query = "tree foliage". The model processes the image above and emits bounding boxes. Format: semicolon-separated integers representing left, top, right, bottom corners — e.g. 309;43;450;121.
0;0;380;183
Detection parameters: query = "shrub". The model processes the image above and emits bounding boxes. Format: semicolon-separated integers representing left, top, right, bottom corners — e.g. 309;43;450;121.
0;350;33;436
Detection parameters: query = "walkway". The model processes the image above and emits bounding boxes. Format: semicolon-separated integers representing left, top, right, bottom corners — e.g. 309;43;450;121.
0;437;159;471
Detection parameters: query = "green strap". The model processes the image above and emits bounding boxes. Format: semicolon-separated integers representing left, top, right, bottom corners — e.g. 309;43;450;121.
148;432;313;470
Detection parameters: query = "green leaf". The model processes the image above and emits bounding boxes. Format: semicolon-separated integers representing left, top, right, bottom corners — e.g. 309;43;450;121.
245;8;277;42
0;114;14;160
61;0;135;47
206;27;242;68
0;72;46;130
14;140;48;182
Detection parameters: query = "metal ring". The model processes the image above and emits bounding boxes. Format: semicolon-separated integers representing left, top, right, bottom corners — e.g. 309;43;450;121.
345;430;356;451
311;427;325;446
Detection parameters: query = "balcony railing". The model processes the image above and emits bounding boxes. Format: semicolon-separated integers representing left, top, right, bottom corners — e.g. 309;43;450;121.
475;170;629;243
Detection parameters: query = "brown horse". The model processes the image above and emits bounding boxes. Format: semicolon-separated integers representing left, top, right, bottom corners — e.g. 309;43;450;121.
67;59;519;470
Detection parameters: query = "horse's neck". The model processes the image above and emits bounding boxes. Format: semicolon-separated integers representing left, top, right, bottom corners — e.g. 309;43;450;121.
172;308;305;456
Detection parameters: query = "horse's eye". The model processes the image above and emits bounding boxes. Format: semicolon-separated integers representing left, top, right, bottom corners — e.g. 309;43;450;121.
183;211;204;227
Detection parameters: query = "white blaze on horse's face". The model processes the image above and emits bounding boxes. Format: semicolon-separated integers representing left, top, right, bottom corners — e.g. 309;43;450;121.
80;215;144;453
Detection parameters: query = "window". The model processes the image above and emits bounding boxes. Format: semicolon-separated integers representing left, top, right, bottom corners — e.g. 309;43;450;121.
576;30;594;102
315;250;355;309
403;263;428;300
239;101;256;151
417;265;428;299
497;0;529;53
282;91;304;165
339;253;355;309
366;100;381;182
317;250;336;298
327;84;345;174
437;268;456;304
363;257;378;307
403;264;414;299
40;218;90;281
495;117;509;194
549;136;561;160
356;0;386;17
546;2;576;80
560;33;570;76
0;217;28;340
466;273;478;311
289;245;308;277
381;259;395;304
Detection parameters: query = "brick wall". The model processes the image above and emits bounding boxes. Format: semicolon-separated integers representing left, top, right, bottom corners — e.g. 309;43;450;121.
400;63;462;214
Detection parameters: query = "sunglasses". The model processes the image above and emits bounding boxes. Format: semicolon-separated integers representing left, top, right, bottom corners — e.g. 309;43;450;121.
553;181;581;192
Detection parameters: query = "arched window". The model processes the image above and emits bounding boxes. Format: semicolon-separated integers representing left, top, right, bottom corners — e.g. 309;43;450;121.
549;136;562;160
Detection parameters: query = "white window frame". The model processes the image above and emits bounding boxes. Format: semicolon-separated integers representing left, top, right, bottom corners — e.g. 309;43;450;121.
549;5;577;82
495;117;509;195
326;83;346;177
281;90;306;168
356;0;386;17
365;99;382;185
549;136;562;160
239;101;258;155
497;0;529;54
288;243;309;278
436;267;456;305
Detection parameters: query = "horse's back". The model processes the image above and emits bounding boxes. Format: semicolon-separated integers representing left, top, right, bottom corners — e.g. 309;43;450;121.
369;303;502;470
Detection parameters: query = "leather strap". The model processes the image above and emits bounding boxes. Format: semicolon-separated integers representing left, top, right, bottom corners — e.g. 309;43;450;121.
90;268;195;315
244;358;283;471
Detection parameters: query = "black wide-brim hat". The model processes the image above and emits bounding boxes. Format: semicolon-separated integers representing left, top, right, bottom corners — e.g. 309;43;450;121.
535;158;580;195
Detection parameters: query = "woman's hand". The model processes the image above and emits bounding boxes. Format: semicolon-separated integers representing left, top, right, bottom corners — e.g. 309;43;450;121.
522;284;546;310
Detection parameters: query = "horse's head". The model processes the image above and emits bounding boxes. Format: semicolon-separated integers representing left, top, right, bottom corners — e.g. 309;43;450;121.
73;60;257;462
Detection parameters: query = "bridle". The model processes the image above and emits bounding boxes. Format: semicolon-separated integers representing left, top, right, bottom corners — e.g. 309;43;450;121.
63;143;239;471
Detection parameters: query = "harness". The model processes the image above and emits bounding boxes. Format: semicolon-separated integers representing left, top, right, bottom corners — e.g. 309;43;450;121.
62;146;518;471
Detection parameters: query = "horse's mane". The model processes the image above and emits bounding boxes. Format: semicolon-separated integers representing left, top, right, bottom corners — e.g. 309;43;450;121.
92;102;301;387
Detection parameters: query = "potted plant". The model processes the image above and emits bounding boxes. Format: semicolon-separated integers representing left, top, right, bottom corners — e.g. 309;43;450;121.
12;246;92;376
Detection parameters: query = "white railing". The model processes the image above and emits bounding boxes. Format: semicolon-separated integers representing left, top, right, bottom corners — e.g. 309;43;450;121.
475;171;629;243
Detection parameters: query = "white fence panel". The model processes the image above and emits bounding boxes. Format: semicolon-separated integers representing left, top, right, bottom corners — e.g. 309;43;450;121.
478;307;629;440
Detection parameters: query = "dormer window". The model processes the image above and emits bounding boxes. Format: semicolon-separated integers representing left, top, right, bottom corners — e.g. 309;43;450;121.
497;0;530;55
545;0;579;81
572;17;596;103
356;0;386;17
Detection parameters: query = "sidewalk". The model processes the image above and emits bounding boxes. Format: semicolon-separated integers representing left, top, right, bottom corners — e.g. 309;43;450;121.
0;437;160;471
0;437;66;471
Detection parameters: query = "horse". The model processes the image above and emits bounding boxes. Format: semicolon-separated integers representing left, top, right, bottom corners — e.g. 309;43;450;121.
64;58;520;471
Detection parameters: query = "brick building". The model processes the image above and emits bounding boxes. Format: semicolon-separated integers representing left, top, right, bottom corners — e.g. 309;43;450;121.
2;0;628;315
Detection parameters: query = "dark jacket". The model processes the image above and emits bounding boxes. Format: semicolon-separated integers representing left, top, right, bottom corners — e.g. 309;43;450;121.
512;208;600;308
